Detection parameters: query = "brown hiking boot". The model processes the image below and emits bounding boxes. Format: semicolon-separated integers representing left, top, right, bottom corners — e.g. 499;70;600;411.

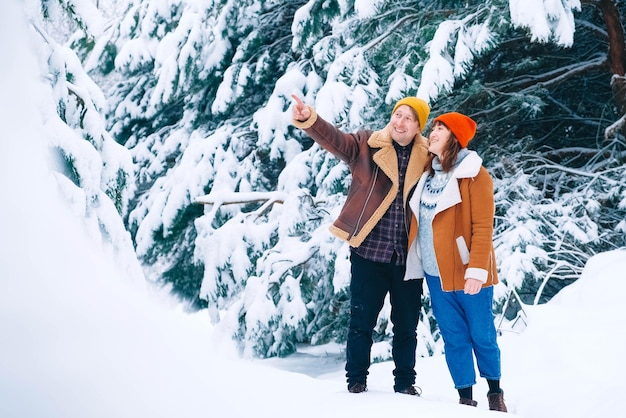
395;385;422;396
459;398;478;407
348;382;367;393
487;391;508;412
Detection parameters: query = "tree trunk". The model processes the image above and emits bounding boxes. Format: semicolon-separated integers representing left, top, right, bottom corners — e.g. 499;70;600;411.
596;0;626;136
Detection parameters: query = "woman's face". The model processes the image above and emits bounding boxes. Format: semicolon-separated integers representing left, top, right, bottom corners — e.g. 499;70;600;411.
428;121;451;157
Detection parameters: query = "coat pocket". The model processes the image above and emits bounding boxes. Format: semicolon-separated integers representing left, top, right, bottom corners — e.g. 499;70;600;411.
456;236;470;265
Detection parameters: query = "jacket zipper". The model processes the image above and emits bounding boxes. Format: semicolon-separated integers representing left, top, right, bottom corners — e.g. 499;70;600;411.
350;166;379;239
403;185;413;237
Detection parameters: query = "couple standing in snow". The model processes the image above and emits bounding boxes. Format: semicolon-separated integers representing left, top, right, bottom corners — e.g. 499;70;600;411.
291;94;508;412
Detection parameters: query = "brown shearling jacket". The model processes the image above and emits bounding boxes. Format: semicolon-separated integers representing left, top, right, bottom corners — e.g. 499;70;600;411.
293;106;429;247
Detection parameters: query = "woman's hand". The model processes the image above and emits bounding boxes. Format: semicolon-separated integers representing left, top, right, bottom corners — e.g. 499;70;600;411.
464;278;483;295
291;94;311;121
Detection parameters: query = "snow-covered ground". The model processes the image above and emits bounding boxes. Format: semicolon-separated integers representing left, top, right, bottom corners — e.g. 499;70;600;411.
1;141;624;418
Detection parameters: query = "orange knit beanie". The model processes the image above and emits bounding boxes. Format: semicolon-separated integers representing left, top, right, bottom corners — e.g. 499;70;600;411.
433;112;477;148
392;97;430;130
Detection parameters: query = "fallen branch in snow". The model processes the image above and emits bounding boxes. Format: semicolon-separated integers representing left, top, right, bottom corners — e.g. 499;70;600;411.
195;191;327;222
195;191;287;206
194;191;287;222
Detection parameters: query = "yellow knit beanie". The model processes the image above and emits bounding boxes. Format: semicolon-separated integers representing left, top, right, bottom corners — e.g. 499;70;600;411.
392;97;430;129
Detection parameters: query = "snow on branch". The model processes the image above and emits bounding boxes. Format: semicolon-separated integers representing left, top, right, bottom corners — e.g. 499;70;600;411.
195;190;326;222
605;75;626;139
509;0;580;46
605;114;626;140
417;6;493;101
195;190;285;221
195;191;288;206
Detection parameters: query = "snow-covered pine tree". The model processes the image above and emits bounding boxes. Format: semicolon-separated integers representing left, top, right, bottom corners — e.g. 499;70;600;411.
74;0;625;358
77;0;375;357
26;0;141;280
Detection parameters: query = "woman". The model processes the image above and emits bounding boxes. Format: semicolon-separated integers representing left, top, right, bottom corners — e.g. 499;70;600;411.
404;112;508;412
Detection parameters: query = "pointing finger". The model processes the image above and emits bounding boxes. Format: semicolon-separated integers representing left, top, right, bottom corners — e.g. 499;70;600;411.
291;94;304;107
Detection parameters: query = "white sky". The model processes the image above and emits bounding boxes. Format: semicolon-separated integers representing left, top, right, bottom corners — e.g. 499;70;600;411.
1;1;623;417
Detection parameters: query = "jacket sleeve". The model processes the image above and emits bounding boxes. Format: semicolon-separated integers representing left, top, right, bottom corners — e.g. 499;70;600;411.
464;166;495;282
292;106;367;165
404;215;425;281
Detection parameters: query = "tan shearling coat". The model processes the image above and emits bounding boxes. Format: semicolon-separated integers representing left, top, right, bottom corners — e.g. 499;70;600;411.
404;151;499;291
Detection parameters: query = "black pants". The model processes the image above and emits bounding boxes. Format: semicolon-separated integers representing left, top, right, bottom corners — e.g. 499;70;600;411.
345;252;423;391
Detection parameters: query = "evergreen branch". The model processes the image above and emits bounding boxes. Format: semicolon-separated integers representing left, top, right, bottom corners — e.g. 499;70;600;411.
543;94;599;129
519;153;622;179
485;55;607;93
359;14;421;52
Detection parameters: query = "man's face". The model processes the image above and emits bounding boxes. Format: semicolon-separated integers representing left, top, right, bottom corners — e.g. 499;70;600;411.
389;105;421;146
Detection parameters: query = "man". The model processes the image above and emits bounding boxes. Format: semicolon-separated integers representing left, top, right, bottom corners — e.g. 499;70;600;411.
291;94;430;395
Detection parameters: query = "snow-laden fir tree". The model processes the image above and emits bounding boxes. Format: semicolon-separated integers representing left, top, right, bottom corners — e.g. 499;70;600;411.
23;0;142;281
65;0;626;358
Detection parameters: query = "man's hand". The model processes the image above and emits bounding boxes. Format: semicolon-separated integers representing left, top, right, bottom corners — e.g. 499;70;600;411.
291;94;311;121
464;278;482;295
